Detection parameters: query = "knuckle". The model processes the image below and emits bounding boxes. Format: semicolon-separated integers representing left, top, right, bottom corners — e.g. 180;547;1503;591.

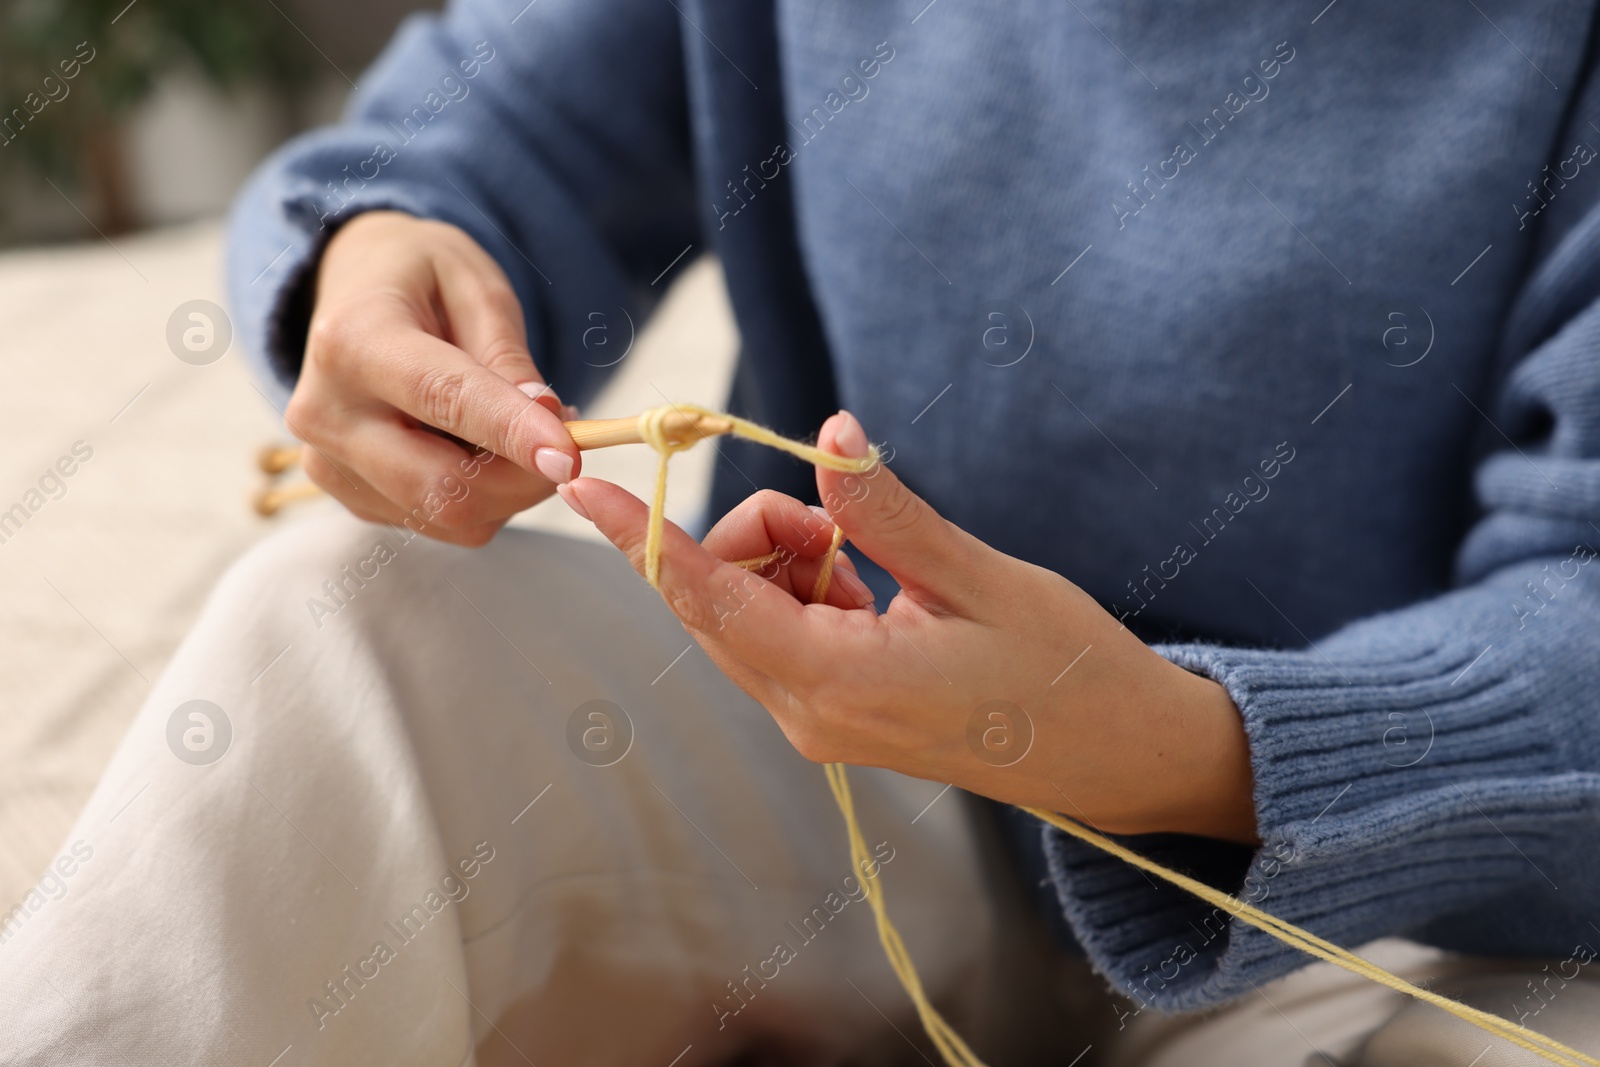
478;336;530;375
608;526;651;578
664;583;713;633
872;485;924;537
502;392;546;454
282;385;340;448
751;488;791;512
305;311;359;366
428;216;473;247
282;391;320;441
415;368;468;433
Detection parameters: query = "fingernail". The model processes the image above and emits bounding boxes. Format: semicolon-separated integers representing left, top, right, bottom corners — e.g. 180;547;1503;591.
535;447;574;484
518;380;562;414
831;564;876;609
561;403;581;422
834;410;869;459
556;482;591;521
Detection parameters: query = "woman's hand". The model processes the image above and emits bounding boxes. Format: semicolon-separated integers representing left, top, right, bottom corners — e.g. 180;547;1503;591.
560;411;1259;844
286;210;580;545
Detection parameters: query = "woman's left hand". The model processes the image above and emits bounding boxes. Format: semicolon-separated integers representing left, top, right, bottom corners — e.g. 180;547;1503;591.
560;410;1259;844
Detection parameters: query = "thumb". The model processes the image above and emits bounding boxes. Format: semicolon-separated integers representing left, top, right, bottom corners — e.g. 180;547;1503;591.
815;410;978;604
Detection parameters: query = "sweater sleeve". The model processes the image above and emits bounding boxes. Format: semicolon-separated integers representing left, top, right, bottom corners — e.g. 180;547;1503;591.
1040;164;1600;1019
224;0;697;409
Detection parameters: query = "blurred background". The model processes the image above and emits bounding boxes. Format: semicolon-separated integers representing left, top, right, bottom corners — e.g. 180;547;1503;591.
0;0;736;909
1;0;435;246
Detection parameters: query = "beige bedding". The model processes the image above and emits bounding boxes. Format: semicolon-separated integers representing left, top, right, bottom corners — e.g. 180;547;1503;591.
0;222;735;906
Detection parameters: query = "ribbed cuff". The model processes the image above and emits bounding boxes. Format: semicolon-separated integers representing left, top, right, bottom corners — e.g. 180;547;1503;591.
1038;634;1566;1010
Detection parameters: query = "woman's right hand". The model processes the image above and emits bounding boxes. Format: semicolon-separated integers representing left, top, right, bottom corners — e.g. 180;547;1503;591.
285;210;580;545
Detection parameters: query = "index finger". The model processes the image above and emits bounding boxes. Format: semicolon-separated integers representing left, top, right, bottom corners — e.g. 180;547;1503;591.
369;328;579;480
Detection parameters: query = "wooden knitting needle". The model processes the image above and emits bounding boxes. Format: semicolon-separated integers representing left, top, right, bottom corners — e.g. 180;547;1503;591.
250;412;726;517
250;412;731;520
564;410;733;450
253;480;324;517
257;443;302;474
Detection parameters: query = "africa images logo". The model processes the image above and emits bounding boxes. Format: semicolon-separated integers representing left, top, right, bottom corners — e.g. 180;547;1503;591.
165;700;232;766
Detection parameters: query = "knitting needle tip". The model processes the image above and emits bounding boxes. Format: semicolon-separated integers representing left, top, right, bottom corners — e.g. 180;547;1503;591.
563;411;733;450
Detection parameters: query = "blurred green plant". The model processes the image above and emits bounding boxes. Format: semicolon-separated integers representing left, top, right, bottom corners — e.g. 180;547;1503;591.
0;0;311;232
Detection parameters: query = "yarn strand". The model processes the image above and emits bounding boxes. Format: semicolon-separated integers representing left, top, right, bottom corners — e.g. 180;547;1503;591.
1023;807;1600;1067
615;402;1596;1067
636;403;879;586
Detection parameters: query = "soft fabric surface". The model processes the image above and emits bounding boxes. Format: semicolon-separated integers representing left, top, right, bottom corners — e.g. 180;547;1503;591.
15;505;1594;1067
0;222;735;909
0;511;1023;1066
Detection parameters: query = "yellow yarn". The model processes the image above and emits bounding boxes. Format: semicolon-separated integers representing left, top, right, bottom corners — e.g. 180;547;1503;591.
628;402;1597;1067
811;524;847;604
636;403;880;586
1024;807;1600;1067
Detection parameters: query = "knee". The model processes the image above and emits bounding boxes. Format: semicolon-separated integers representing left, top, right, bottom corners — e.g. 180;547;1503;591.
209;508;635;645
209;508;431;637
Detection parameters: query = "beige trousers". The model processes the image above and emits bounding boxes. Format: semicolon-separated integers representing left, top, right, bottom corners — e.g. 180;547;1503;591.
1;511;1594;1066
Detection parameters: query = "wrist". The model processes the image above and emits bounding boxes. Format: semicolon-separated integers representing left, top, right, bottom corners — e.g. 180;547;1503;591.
1016;641;1258;844
1148;662;1258;843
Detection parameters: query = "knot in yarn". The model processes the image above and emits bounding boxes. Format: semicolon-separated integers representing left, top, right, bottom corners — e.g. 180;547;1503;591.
635;403;878;587
637;404;712;458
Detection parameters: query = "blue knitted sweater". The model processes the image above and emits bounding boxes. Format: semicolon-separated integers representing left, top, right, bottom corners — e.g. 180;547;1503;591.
226;0;1600;1012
